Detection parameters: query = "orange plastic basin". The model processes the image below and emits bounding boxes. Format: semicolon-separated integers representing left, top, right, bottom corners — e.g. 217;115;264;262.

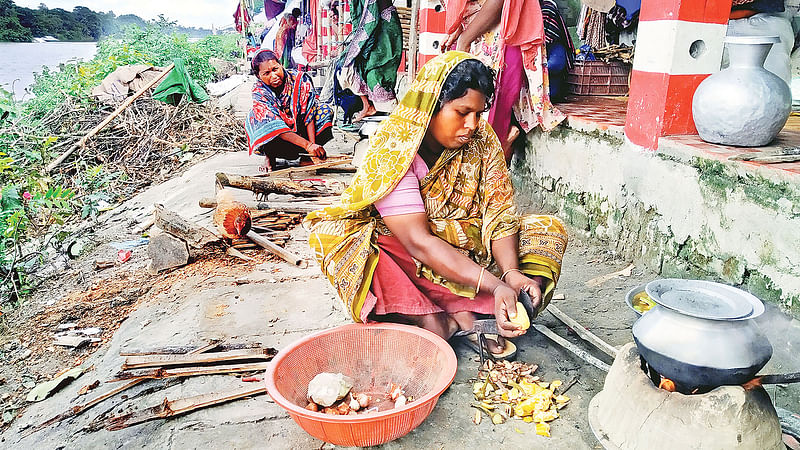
265;323;457;446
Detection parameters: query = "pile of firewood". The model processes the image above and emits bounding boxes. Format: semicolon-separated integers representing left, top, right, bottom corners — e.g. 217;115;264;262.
200;157;355;266
592;44;635;64
142;158;354;272
230;211;304;249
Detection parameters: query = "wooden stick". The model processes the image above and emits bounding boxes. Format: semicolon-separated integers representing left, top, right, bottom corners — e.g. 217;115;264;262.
122;348;274;370
227;246;255;261
585;263;634;287
153;204;220;248
532;324;611;373
25;379;145;436
119;343;263;356
45;63;175;172
757;371;800;385
106;385;267;431
112;362;270;381
254;157;354;178
548;305;618;358
246;230;307;268
187;341;222;355
731;154;800;164
198;198;325;213
216;172;323;196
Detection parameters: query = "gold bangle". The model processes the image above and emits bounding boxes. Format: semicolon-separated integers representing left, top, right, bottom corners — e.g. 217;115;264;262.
476;267;486;294
500;268;523;281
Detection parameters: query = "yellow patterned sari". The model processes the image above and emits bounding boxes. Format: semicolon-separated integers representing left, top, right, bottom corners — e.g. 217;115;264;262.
305;51;568;321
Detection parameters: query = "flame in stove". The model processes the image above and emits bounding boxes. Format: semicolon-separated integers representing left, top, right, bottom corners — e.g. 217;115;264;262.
742;377;763;391
658;377;676;392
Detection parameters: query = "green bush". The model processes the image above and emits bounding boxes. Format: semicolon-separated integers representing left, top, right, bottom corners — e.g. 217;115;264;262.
0;23;240;305
24;23;239;120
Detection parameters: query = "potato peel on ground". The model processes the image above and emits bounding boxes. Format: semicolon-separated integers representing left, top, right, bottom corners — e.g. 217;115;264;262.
470;360;569;437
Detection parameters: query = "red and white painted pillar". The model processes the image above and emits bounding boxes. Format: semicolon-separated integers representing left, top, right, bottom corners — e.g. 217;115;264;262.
342;1;352;36
625;0;733;150
417;0;447;69
320;8;331;59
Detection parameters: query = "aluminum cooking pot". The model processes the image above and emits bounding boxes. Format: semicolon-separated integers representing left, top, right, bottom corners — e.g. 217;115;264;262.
632;279;773;392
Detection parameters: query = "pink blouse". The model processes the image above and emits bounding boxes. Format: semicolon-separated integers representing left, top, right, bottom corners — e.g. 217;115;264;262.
373;154;429;217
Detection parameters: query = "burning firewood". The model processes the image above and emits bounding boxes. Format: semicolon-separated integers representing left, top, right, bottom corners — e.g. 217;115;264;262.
658;377;676;392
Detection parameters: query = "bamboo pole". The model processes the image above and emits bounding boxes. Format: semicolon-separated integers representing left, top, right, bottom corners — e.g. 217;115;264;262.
45;63;175;172
112;362;271;381
198;198;327;213
246;230;307;268
122;348;273;370
548;305;618;358
408;0;420;78
106;385;267;430
25;341;216;436
253;157;354;177
532;324;611;373
317;2;322;62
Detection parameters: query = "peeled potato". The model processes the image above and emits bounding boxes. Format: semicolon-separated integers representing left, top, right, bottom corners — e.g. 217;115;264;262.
509;301;530;330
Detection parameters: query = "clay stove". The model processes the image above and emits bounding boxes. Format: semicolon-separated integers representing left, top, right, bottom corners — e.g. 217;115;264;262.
588;343;783;450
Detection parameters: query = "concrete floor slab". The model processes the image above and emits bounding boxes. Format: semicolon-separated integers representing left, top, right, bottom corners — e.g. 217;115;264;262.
3;145;797;450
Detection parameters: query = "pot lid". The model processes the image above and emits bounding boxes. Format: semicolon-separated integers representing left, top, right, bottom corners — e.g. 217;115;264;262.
725;35;780;45
645;279;761;320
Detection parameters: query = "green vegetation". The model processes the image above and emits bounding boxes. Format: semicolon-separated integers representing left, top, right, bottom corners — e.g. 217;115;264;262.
0;23;239;307
0;0;211;42
0;0;30;41
692;157;800;214
25;23;237;120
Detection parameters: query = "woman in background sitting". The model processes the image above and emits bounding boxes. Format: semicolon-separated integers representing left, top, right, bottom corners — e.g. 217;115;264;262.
246;49;333;172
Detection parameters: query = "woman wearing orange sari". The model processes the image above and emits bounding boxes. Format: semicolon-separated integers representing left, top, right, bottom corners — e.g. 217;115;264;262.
305;52;567;359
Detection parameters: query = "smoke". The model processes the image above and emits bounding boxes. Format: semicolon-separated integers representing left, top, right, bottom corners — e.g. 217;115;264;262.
755;302;800;371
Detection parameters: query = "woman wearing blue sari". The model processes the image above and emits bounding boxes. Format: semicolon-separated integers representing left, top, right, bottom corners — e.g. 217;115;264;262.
245;50;334;172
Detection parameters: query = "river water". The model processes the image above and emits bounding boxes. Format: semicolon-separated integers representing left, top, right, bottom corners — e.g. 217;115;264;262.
0;42;97;102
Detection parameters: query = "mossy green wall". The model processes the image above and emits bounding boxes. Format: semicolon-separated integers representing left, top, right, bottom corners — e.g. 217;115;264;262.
512;127;800;318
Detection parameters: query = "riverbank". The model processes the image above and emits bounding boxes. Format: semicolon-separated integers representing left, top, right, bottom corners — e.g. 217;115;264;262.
0;39;249;434
0;24;240;311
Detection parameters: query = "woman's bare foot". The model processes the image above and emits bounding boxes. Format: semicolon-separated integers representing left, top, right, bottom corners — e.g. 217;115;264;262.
414;312;459;340
353;96;376;122
483;335;507;354
258;155;272;173
502;126;521;158
450;311;507;354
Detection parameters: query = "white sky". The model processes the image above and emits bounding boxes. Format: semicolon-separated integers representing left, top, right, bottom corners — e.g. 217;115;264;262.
15;1;237;29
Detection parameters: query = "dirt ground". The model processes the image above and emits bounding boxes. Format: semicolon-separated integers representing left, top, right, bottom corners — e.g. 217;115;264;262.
1;133;798;449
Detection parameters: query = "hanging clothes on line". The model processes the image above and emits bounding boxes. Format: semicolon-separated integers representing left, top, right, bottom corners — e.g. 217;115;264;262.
264;0;287;20
577;4;608;50
234;2;252;33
